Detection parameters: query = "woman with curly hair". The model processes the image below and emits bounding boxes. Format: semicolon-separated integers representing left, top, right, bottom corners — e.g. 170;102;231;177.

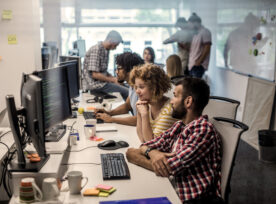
129;64;178;142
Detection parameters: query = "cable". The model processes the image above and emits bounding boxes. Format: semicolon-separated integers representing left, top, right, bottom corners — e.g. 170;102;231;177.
66;145;97;152
0;130;12;140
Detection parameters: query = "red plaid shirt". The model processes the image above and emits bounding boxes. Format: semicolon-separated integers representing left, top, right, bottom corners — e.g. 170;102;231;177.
143;115;222;202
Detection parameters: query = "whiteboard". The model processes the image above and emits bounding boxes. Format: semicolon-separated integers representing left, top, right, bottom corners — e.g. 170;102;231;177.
218;14;276;81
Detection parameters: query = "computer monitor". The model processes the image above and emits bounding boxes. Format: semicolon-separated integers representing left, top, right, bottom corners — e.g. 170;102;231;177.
42;41;59;69
6;75;49;172
6;66;72;171
34;66;72;130
73;39;86;57
60;56;82;90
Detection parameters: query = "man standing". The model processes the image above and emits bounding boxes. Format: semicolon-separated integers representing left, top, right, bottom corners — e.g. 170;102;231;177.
95;52;144;126
82;30;129;100
188;13;212;78
126;77;223;203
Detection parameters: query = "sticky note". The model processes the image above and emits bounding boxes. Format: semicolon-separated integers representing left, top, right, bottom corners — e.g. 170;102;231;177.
98;192;109;197
8;35;17;44
2;10;12;20
100;187;116;194
96;184;113;191
83;188;99;196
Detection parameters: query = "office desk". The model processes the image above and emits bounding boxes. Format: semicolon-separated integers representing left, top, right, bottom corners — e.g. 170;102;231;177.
10;92;182;203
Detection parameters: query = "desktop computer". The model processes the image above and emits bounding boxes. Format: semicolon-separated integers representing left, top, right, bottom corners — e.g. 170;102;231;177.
6;66;72;172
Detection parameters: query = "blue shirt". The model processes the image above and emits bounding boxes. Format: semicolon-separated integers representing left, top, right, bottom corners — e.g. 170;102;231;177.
129;86;138;116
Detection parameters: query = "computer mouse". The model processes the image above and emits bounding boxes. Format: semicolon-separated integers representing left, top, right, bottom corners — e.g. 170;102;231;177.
117;140;129;148
99;140;116;147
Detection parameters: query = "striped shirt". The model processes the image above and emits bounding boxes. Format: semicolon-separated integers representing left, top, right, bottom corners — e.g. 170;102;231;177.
149;101;178;137
82;42;109;90
143;115;222;202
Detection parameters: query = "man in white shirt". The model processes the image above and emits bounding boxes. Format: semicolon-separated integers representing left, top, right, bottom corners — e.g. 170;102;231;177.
188;13;212;78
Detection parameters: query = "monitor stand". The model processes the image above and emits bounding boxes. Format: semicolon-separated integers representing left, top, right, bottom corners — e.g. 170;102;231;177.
9;154;50;172
45;124;67;142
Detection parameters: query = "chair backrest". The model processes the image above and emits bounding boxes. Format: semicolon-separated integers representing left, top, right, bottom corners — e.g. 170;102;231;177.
211;117;248;202
203;96;240;120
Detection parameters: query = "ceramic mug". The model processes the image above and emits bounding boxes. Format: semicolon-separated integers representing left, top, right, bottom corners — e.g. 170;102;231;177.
19;177;42;203
66;171;88;194
84;123;96;139
42;177;60;201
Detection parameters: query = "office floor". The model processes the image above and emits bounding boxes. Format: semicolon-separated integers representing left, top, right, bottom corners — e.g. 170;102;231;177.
229;140;276;204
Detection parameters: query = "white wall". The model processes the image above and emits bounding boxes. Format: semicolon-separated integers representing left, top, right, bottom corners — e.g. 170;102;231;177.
0;0;41;126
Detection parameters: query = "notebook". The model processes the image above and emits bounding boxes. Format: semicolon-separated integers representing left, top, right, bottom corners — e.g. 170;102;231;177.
99;197;172;204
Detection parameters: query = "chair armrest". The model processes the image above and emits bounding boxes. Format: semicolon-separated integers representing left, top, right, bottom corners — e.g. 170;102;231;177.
213;117;248;131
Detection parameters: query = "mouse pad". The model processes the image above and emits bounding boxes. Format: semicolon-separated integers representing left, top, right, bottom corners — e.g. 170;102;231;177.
97;142;126;150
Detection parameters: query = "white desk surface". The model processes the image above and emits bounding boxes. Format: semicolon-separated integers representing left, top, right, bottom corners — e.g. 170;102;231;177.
9;92;182;203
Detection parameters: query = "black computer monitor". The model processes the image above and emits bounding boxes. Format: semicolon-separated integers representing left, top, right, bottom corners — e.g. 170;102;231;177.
59;56;82;90
57;60;80;99
6;66;72;172
6;75;49;172
34;66;72;130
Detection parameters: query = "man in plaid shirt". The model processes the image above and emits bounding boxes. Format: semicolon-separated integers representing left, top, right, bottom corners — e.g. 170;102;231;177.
126;77;223;204
82;30;129;100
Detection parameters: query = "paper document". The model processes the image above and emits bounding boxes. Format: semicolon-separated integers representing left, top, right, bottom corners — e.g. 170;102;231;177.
96;126;117;132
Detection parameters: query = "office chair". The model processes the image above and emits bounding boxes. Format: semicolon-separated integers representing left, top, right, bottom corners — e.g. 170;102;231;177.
203;96;240;120
211;117;248;203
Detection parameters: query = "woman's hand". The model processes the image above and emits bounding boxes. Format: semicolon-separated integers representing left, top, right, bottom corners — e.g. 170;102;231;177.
136;100;149;117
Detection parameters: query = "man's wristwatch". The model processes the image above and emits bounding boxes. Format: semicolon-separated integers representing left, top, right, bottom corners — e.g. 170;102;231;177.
144;147;154;159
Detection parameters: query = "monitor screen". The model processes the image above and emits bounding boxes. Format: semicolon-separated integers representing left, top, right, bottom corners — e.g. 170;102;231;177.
60;56;82;89
57;60;80;99
34;66;72;130
21;75;45;157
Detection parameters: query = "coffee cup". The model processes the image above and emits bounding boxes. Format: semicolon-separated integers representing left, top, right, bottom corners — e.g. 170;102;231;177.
66;171;88;194
19;177;42;203
84;119;96;139
42;177;60;201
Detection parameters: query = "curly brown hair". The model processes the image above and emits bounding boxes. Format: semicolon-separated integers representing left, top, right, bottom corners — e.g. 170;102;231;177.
129;64;171;100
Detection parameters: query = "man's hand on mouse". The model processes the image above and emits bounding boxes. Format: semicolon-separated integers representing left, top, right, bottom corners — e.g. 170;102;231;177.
96;113;113;123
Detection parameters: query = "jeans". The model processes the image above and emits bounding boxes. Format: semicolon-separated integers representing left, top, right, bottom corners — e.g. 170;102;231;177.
189;65;206;78
96;83;129;101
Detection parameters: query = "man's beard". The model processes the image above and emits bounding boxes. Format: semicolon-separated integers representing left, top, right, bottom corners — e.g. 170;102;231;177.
172;104;187;119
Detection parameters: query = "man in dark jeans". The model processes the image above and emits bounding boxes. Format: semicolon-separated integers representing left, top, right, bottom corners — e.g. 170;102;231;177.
188;13;212;78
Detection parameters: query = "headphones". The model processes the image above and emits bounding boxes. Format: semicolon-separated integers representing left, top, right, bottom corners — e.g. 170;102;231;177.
86;96;104;104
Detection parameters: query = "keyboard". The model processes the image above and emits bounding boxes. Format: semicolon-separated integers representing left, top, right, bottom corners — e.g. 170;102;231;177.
83;112;104;123
45;125;66;142
100;153;130;180
90;90;117;99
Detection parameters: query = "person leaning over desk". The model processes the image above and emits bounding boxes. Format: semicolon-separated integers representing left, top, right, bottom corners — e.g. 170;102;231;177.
82;30;129;100
126;77;223;204
129;64;178;142
95;52;144;126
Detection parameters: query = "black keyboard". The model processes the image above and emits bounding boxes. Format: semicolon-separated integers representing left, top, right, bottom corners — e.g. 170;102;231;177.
100;153;130;180
83;111;104;123
83;111;95;119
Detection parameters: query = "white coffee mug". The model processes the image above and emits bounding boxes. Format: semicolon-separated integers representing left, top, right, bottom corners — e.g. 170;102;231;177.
66;171;88;194
42;177;60;201
84;123;96;139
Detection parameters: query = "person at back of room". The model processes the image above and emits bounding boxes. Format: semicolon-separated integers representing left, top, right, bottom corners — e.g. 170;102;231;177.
126;77;223;204
129;64;178;142
143;47;155;64
95;52;144;126
82;30;129;100
165;54;183;99
188;13;212;78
